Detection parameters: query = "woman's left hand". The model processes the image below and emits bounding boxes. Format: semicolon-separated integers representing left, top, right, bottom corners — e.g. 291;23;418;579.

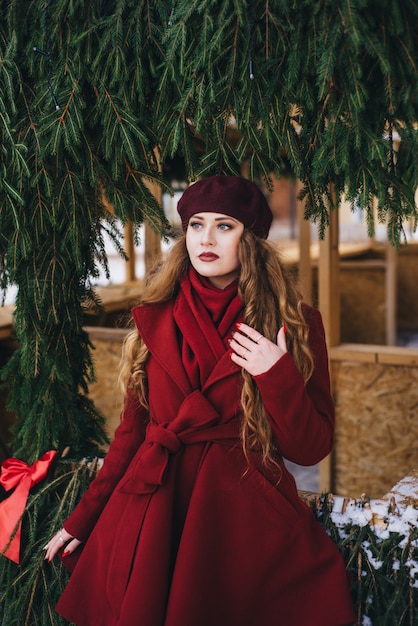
44;528;82;562
229;322;287;376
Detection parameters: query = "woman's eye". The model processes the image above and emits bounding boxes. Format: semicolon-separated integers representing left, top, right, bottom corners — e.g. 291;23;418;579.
190;221;202;229
218;223;231;231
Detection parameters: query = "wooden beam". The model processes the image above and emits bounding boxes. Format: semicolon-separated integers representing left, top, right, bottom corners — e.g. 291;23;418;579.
0;304;13;339
296;180;312;305
385;242;397;345
142;175;163;277
318;203;340;493
318;208;340;347
124;221;136;282
144;223;162;276
329;343;418;366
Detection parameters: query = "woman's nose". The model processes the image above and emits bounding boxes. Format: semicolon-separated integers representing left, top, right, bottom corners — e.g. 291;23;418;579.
200;227;215;245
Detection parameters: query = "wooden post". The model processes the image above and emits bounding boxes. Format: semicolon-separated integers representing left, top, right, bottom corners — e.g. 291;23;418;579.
318;209;340;348
144;223;162;276
385;132;399;345
101;189;138;283
296;180;312;305
385;242;397;345
318;204;340;492
123;218;162;282
124;221;136;282
143;178;163;276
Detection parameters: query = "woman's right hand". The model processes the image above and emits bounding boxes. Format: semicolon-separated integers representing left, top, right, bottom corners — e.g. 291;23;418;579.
229;322;287;376
44;527;82;562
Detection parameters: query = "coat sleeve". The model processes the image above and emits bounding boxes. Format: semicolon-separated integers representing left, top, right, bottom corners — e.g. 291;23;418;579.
64;388;148;542
253;306;335;466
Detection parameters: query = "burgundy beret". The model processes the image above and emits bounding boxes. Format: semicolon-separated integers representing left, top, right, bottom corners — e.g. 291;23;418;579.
177;175;272;239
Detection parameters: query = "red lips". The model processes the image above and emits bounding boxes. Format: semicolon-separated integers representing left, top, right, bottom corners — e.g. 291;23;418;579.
198;252;219;261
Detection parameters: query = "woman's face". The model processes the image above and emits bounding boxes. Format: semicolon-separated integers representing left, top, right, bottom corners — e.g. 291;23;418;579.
186;212;244;289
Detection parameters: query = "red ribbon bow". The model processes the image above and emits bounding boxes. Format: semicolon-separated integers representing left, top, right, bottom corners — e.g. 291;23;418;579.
0;450;57;563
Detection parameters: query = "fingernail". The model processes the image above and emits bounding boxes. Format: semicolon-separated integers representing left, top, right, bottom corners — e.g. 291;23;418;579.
228;350;233;357
283;323;287;333
235;322;241;328
62;550;71;558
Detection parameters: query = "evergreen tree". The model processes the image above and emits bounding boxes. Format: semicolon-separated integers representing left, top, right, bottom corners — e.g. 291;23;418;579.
1;0;417;460
0;1;417;623
159;0;418;238
0;1;170;461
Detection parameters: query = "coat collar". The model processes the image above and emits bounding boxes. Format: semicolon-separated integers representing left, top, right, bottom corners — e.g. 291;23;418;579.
131;300;241;397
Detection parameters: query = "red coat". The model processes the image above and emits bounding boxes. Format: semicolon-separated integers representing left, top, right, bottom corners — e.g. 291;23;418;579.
56;275;355;626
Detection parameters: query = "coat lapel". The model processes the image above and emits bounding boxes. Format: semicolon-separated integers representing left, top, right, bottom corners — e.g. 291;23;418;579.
203;351;241;392
132;300;242;397
131;302;192;396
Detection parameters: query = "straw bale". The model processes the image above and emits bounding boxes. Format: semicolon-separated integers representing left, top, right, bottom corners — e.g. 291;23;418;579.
331;359;418;498
397;245;418;329
339;264;386;344
88;331;127;443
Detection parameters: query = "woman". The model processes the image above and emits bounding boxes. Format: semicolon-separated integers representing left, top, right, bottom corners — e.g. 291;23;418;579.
45;176;355;626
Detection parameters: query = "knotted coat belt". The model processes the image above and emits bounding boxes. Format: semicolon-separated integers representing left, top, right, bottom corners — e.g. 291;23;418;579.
120;389;240;495
101;389;240;616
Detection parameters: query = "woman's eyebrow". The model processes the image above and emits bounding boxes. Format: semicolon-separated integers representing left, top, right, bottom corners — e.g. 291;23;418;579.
213;216;239;222
191;215;239;222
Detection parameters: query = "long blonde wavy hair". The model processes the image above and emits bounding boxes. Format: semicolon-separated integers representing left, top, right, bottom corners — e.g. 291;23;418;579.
119;230;314;468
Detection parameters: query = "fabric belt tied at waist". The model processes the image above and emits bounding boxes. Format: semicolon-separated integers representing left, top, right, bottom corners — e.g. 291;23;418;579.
121;389;239;494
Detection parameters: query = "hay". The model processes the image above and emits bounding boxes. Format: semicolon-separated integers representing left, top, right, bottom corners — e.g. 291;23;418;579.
331;360;418;498
87;328;129;443
339;262;386;344
397;245;418;330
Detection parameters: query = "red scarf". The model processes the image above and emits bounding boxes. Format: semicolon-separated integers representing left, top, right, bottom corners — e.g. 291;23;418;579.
173;269;243;388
